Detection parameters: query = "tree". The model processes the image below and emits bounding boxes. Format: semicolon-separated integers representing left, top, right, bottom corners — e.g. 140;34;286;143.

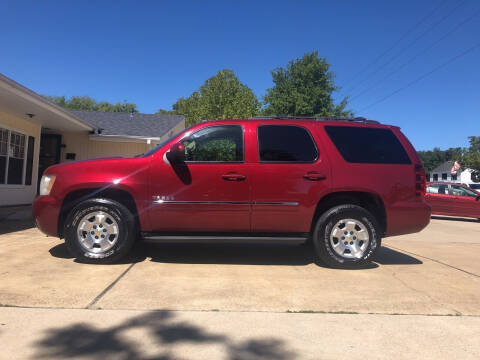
262;51;352;118
417;147;463;173
43;95;138;113
461;136;480;182
417;140;480;182
156;109;177;115
96;101;138;113
157;70;260;126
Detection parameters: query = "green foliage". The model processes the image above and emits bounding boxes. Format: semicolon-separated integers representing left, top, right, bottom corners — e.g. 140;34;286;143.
417;147;463;173
157;70;260;126
43;95;138;113
262;51;352;118
186;139;237;162
172;92;205;126
418;138;480;182
461;136;480;182
156;109;177;115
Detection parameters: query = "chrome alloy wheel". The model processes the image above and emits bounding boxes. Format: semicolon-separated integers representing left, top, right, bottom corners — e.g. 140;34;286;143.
329;218;370;259
77;211;119;253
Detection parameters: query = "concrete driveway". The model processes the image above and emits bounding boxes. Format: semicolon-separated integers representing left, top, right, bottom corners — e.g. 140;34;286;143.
0;214;479;359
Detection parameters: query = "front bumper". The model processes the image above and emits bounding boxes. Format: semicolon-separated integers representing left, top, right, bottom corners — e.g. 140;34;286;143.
33;195;61;237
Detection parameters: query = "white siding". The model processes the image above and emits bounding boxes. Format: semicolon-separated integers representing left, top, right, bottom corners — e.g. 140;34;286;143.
430;169;474;184
58;119;185;162
460;169;473;184
59;132;150;162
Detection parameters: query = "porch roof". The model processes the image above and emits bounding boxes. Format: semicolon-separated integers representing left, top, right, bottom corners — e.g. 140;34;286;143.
0;73;93;132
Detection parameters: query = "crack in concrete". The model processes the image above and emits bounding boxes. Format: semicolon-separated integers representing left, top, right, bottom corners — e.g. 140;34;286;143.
1;303;477;317
387;269;462;315
386;244;480;278
86;263;136;309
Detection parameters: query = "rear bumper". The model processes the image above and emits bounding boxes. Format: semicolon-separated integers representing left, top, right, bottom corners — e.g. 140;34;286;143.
33;195;61;237
385;200;431;237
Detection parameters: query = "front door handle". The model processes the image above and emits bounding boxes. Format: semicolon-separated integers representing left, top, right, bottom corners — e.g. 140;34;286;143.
222;173;246;181
303;172;327;181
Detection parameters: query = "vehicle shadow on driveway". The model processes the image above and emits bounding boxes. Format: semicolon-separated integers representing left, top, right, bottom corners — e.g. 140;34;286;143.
48;242;149;265
32;310;296;360
49;242;422;267
0;219;36;235
375;246;422;265
0;206;35;235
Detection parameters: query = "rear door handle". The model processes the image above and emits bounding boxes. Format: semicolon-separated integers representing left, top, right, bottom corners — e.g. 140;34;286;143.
222;173;246;181
303;172;327;181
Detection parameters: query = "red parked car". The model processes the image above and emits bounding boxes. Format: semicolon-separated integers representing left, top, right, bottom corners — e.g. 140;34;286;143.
33;117;430;268
425;182;480;220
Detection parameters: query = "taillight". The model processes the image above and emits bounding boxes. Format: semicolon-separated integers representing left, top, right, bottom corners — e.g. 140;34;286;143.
415;164;426;197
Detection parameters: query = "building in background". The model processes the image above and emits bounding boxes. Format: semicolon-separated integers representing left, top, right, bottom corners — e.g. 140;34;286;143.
428;161;475;184
0;73;185;206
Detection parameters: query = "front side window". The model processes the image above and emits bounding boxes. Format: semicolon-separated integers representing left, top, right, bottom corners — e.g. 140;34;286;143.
141;126;192;157
0;127;32;185
450;185;478;197
181;125;243;162
258;125;318;162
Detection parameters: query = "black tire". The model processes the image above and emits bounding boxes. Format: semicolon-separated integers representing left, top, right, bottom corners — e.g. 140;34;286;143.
313;204;381;269
64;198;136;264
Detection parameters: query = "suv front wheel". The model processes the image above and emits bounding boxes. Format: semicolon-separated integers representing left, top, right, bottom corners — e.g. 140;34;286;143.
64;198;136;264
313;204;381;268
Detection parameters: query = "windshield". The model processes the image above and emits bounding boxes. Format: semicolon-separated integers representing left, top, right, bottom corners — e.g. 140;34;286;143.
137;127;191;157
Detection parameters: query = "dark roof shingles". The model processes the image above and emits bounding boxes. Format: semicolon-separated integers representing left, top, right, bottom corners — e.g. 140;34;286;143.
431;161;455;174
70;110;184;138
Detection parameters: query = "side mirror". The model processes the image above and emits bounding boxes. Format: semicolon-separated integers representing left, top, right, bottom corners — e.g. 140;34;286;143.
476;195;480;201
166;142;185;164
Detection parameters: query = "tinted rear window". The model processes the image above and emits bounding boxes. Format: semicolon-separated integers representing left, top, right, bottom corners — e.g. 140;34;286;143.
324;126;411;164
258;125;318;162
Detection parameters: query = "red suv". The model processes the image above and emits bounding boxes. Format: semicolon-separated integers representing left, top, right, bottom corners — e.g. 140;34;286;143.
33;117;430;268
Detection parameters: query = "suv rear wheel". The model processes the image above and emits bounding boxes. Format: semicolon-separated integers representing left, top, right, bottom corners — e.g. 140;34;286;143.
313;204;381;268
64;198;136;264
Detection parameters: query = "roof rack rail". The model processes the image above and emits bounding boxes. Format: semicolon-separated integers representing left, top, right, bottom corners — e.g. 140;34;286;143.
315;116;380;124
246;115;380;124
248;115;317;120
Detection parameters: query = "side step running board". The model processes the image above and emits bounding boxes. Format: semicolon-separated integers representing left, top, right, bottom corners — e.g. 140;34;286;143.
142;235;308;244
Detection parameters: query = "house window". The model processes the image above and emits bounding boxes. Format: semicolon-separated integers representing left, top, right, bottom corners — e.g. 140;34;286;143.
442;173;448;180
0;126;34;186
0;128;8;183
451;173;457;181
433;174;438;181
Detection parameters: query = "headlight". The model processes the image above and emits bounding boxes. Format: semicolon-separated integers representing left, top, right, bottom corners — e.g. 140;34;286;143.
39;174;56;196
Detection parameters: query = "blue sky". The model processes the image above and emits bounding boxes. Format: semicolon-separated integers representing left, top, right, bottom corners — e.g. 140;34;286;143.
1;0;479;150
